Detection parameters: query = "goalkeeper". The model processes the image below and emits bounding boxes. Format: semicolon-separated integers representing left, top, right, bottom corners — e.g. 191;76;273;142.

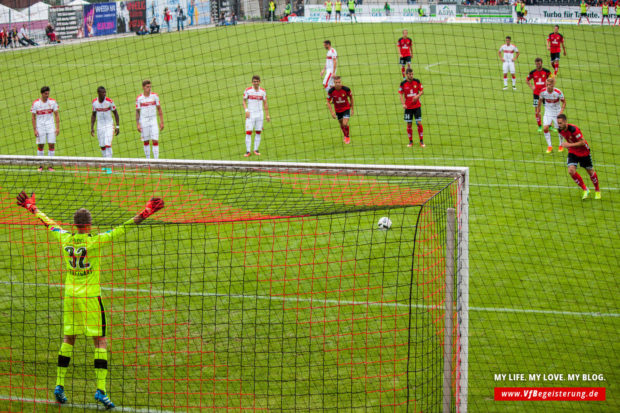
16;191;164;409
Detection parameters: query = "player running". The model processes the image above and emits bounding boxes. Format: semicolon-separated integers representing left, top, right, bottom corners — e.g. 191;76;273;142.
91;86;119;158
326;76;354;144
321;40;338;93
325;0;333;21
16;191;164;409
526;58;552;132
537;77;566;153
578;0;590;25
242;75;270;157
601;2;611;25
136;80;164;159
498;36;519;90
557;114;601;200
546;25;566;76
31;86;59;172
397;30;413;79
398;68;424;148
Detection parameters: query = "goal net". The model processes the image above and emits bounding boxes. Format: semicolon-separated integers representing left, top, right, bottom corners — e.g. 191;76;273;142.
0;156;468;412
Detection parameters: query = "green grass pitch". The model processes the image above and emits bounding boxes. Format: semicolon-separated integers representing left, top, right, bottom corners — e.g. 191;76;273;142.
0;22;618;412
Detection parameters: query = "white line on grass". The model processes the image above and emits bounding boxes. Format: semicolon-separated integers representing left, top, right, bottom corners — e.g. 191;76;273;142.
0;394;174;413
3;281;618;318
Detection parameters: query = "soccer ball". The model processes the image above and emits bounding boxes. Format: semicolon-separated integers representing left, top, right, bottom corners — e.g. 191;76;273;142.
377;217;392;230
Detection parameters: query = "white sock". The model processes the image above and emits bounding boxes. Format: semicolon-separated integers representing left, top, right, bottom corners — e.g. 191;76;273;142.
503;77;508;86
245;134;251;152
37;150;44;156
101;149;107;157
544;132;552;147
254;133;261;151
107;147;113;158
152;143;159;159
144;144;150;159
558;136;563;147
512;77;516;86
48;150;55;157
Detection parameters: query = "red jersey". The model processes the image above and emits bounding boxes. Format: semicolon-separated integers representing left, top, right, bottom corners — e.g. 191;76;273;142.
559;124;590;157
397;37;412;58
327;86;352;113
547;33;564;53
526;68;552;95
399;79;423;109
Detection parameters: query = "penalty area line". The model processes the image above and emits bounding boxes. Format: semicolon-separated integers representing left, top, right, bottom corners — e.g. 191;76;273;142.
0;394;175;413
3;281;619;318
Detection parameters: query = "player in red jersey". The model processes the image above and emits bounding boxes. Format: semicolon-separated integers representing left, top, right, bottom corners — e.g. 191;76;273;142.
398;68;424;147
526;58;552;132
546;25;566;76
326;76;354;144
397;30;412;79
557;114;601;200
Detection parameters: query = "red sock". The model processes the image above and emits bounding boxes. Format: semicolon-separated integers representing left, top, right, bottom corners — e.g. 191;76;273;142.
401;66;405;77
143;141;149;146
417;123;423;140
406;123;413;141
535;113;541;126
589;172;600;191
344;125;350;138
571;173;587;190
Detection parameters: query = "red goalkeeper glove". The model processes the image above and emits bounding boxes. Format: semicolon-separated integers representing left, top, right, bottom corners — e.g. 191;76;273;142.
139;197;164;219
16;191;37;214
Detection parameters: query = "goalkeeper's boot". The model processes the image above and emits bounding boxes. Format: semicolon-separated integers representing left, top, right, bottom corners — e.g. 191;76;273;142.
594;191;601;200
54;385;67;404
95;389;115;410
581;189;590;200
537;126;543;132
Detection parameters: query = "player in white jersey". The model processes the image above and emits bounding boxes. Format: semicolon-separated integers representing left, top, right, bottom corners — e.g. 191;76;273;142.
498;36;520;90
135;79;164;159
242;75;270;157
91;86;120;158
31;86;60;172
537;77;566;153
320;40;338;93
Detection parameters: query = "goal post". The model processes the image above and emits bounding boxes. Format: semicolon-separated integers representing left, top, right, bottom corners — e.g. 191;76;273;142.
0;155;468;412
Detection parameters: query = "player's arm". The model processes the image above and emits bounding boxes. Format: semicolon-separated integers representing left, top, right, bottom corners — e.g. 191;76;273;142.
99;197;165;243
536;97;543;115
546;37;551;51
514;50;520;61
559;97;566;115
31;113;38;137
561;38;566;55
136;108;141;132
90;110;97;137
525;75;534;91
349;93;354;116
332;56;337;73
54;109;59;136
399;91;406;109
263;97;270;122
498;49;503;61
560;139;585;149
113;109;120;135
157;104;164;131
16;191;64;235
243;95;250;119
326;98;337;119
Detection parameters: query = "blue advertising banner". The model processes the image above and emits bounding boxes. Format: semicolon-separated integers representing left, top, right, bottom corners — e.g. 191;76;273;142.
84;2;117;37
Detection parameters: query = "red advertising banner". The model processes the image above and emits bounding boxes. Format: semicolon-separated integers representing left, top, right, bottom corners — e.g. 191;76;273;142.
127;0;146;32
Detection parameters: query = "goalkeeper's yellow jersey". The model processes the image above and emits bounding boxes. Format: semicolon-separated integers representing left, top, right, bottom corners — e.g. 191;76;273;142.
36;211;134;298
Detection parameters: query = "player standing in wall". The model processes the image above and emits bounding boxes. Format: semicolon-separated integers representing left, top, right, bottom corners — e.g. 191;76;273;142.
335;0;342;22
557;115;601;200
326;76;354;144
498;36;519;90
91;86;119;158
243;75;270;157
537;77;566;153
348;0;357;23
136;80;164;159
615;3;620;26
526;58;551;132
546;25;566;76
398;68;425;148
325;0;332;21
16;191;164;409
578;0;590;25
321;40;338;93
601;2;611;25
31;86;59;172
397;30;413;79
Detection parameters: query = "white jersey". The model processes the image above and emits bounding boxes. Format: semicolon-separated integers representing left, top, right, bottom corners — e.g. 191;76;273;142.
31;98;58;130
92;97;116;129
136;93;160;124
325;47;337;72
243;87;267;118
499;44;518;62
539;88;565;115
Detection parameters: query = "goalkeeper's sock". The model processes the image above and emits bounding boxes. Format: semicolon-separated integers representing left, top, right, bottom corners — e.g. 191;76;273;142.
56;342;73;387
406;123;413;141
589;172;600;191
571;172;587;190
544;132;552;147
37;150;44;157
245;131;252;153
254;131;261;151
152;141;159;159
143;142;150;159
94;348;108;393
48;150;55;157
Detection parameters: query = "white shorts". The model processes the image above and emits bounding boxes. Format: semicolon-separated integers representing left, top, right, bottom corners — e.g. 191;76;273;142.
245;116;264;132
36;129;55;145
140;123;159;142
503;61;515;74
323;71;334;90
543;112;559;128
97;128;113;147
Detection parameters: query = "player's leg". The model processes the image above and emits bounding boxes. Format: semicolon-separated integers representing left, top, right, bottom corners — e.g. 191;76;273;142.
502;62;509;89
542;113;553;152
47;134;56;171
340;113;350;144
583;157;600;195
85;296;115;409
568;160;589;199
405;109;414;146
510;63;516;89
400;58;406;78
414;108;424;147
141;123;152;158
55;336;75;404
97;130;107;157
533;96;542;131
244;117;253;156
105;128;113;158
37;138;45;172
150;126;160;159
253;118;263;154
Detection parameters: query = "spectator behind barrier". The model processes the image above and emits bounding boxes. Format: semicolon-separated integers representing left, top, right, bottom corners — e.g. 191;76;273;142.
18;24;37;47
45;24;61;43
150;18;160;34
136;24;149;35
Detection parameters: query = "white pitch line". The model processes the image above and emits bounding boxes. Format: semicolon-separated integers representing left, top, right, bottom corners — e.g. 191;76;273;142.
2;281;618;318
0;394;174;413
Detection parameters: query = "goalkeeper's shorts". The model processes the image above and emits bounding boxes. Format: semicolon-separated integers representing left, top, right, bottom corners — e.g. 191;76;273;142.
63;296;107;337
